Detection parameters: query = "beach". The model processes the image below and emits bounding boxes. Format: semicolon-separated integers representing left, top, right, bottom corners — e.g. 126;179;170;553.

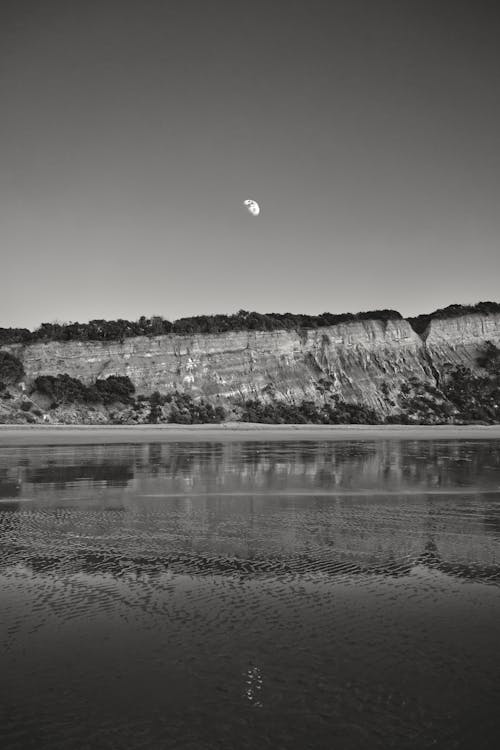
1;422;500;445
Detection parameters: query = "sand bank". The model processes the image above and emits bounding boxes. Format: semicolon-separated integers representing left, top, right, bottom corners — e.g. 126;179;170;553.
1;422;500;445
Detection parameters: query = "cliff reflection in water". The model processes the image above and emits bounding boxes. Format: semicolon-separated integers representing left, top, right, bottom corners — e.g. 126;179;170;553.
1;439;500;585
3;437;500;493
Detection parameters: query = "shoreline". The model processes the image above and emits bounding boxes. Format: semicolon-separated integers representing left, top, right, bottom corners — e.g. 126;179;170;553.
1;422;500;445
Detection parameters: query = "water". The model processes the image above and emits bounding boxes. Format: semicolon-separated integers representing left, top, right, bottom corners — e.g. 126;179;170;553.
1;439;500;749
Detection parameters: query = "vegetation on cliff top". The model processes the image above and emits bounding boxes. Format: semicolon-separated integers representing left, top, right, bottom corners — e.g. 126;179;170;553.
0;308;402;346
1;301;498;346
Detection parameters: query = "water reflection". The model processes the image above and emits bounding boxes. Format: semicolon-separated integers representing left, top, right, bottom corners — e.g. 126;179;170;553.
1;439;500;749
2;438;500;494
0;440;500;583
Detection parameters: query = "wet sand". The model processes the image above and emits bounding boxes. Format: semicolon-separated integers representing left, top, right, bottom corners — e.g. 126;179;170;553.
1;422;500;445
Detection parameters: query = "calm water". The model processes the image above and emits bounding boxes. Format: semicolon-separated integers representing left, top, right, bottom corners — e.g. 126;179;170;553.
1;439;500;749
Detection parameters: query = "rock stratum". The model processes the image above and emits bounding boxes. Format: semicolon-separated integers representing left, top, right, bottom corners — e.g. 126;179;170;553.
2;311;500;423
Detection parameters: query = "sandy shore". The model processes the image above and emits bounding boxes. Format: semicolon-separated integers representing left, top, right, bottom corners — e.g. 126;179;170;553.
1;422;500;445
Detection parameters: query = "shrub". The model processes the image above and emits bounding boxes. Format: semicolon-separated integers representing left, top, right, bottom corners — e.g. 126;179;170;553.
34;374;93;404
385;413;411;424
164;391;226;424
34;373;135;406
240;397;381;425
94;375;135;404
477;341;500;374
441;364;500;423
0;351;25;384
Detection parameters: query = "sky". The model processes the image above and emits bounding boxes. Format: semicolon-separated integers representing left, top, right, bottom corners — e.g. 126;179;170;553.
1;0;500;329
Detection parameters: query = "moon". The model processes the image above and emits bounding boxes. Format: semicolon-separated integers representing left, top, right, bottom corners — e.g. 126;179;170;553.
243;198;260;216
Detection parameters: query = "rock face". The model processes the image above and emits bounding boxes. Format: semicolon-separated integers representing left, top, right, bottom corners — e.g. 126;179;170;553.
4;313;500;414
424;313;500;376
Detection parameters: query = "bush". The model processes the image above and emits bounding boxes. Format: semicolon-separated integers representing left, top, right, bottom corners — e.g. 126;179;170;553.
34;373;135;406
477;341;500;374
34;374;94;404
94;375;135;404
165;392;226;424
140;390;227;424
240;397;381;425
385;413;414;424
0;351;25;384
326;399;380;424
441;364;500;423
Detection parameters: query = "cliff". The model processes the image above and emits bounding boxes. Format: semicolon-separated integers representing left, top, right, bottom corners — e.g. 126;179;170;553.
2;311;500;423
424;312;500;374
4;318;430;412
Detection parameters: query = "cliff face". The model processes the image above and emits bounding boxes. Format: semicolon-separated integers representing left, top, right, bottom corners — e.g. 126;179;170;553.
6;318;428;412
424;313;500;374
4;313;500;415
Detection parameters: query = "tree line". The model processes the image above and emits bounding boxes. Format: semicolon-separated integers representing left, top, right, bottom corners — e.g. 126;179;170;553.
0;309;402;346
2;301;498;347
